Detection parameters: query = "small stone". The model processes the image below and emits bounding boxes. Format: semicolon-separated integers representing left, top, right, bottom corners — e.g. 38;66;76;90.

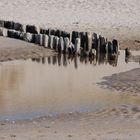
68;134;72;137
45;126;50;128
10;134;16;138
1;123;6;125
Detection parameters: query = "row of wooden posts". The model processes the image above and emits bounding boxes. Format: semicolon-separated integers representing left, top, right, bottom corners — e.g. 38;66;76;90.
0;20;119;56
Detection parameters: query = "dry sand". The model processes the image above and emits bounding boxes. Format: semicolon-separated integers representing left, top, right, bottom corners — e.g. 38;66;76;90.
0;0;140;139
0;0;140;49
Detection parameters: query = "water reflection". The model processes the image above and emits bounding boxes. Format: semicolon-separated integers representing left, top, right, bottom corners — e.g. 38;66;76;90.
32;53;118;68
0;51;140;120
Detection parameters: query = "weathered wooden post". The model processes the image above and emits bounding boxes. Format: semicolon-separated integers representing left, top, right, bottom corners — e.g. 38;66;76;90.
47;29;56;36
107;41;113;54
7;30;17;38
62;31;70;39
92;33;98;50
68;42;73;55
55;29;62;37
112;39;119;54
26;25;39;34
43;34;49;48
0;20;5;27
64;37;70;54
38;34;43;46
0;28;7;37
4;21;14;29
98;35;106;53
58;37;64;53
13;22;24;32
40;28;48;34
23;32;33;42
80;32;86;50
72;31;80;45
86;32;92;53
53;36;59;52
74;38;81;55
48;35;54;49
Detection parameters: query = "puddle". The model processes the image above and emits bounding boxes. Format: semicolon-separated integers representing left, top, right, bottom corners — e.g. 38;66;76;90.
0;50;140;120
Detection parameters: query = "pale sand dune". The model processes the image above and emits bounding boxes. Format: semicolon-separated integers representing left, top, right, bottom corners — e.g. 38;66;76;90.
0;0;140;40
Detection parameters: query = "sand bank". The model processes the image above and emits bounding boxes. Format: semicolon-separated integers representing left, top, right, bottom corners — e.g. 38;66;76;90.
0;37;55;62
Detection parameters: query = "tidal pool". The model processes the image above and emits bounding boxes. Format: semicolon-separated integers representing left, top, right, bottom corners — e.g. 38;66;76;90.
0;51;140;120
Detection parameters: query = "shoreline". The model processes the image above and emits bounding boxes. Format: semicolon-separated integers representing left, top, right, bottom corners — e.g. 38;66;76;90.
0;105;140;140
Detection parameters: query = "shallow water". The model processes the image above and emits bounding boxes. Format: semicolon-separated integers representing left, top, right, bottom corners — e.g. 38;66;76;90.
0;51;140;120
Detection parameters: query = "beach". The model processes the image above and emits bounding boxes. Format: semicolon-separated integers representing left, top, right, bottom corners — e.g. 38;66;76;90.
0;0;140;139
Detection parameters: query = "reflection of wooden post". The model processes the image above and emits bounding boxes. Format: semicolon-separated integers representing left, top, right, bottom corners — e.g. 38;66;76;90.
52;55;57;65
47;56;51;64
74;56;78;69
42;57;46;64
63;54;67;67
58;54;62;66
125;48;131;57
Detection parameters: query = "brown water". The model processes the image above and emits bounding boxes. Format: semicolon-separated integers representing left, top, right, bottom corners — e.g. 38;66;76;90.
0;51;140;120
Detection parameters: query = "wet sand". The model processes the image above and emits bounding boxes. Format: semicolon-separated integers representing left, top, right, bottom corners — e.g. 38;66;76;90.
0;106;140;140
99;68;140;96
0;37;55;62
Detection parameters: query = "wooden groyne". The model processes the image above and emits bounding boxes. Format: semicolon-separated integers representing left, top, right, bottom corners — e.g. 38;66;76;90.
0;20;119;57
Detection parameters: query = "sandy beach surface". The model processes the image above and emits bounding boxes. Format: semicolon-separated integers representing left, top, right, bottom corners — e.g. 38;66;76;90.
0;37;55;62
0;107;140;140
0;0;140;49
0;0;140;139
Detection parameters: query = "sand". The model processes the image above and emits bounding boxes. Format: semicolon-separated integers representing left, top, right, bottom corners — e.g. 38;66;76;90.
0;0;140;49
0;106;140;140
0;0;140;139
99;68;140;96
0;37;55;62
